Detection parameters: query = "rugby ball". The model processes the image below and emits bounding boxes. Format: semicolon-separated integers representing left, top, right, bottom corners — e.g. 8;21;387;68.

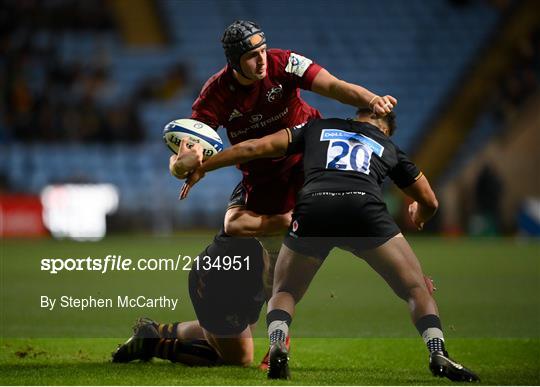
163;118;223;159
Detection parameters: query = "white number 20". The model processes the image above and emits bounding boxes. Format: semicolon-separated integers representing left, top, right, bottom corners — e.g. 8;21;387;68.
326;139;373;175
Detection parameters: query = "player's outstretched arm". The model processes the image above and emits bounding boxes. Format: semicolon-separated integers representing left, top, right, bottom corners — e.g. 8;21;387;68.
311;68;397;115
180;129;289;199
401;175;439;230
203;129;289;173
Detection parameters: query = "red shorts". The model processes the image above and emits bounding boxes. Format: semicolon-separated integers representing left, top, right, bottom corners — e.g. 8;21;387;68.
227;161;304;215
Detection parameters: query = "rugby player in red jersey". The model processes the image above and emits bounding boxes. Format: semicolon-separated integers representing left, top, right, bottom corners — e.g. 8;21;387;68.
113;20;398;368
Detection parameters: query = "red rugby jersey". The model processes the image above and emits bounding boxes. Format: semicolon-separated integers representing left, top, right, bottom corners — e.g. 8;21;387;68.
191;49;322;185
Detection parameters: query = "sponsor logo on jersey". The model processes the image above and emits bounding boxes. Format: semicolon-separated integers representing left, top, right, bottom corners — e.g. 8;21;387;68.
266;84;283;102
285;53;313;77
229;108;288;138
320;129;384;156
228;109;243;121
249;114;263;123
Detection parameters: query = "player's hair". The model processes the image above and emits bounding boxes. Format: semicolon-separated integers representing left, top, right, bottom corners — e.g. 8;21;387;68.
356;108;397;136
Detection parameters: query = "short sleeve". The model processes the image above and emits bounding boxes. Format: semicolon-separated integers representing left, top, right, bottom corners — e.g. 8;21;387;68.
191;95;220;130
286;51;323;90
272;49;323;90
388;146;423;188
285;120;313;155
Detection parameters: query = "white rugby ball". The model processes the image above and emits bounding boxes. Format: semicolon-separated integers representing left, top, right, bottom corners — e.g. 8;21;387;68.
163;118;223;159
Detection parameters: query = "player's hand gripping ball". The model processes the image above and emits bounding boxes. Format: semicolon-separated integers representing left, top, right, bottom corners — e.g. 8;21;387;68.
169;138;203;179
164;119;223;179
163;118;223;159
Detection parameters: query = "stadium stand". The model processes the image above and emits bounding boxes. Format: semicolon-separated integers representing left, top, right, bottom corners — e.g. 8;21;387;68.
0;0;502;230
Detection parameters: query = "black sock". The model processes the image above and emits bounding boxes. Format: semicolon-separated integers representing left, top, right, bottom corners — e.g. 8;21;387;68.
415;314;446;354
266;309;292;345
154;338;221;366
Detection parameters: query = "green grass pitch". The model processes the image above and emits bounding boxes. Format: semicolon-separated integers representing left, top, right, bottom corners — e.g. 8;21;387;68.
1;235;539;385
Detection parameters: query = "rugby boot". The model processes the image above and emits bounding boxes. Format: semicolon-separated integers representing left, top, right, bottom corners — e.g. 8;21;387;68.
112;317;159;362
430;350;480;382
267;340;290;380
259;335;290;370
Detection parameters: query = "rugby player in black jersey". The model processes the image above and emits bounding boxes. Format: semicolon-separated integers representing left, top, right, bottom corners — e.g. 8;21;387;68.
112;231;266;366
181;109;480;382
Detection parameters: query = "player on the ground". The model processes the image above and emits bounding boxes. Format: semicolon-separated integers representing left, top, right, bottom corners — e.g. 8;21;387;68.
115;19;397;368
112;141;285;367
180;109;480;382
113;140;284;366
112;230;266;366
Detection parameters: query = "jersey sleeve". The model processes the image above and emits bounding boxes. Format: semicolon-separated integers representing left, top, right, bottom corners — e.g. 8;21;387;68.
285;120;313;155
191;74;228;130
272;49;323;90
388;146;423;189
191;95;220;130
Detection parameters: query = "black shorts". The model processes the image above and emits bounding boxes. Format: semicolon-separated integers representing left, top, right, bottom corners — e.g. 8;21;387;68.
227;182;248;210
188;230;265;336
284;191;401;260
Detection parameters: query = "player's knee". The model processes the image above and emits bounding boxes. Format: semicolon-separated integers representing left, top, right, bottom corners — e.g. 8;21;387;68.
207;333;254;367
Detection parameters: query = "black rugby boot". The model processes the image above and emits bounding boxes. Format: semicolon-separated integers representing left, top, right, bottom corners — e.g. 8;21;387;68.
430;351;480;382
267;340;290;380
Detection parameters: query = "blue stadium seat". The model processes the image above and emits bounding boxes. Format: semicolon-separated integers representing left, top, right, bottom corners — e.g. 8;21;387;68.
5;1;499;227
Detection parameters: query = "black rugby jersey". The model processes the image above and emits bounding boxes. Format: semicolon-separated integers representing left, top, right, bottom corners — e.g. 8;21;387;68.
285;118;422;200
